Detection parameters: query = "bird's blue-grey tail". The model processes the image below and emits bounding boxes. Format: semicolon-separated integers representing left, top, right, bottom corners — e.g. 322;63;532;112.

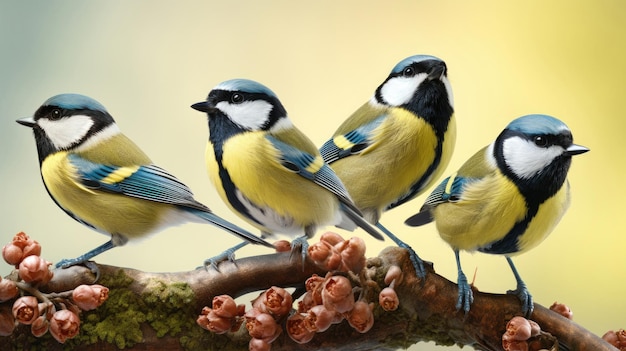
339;203;384;241
191;210;274;248
404;207;434;227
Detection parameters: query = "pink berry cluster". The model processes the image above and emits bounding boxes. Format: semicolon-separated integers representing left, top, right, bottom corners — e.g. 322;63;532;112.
307;232;367;272
603;329;626;350
197;232;404;350
502;316;543;351
0;232;109;343
197;286;291;351
289;273;373;344
549;301;573;320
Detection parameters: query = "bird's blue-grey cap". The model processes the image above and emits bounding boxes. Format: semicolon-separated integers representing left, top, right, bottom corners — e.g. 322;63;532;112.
507;114;570;135
213;79;277;98
42;93;108;113
391;54;443;74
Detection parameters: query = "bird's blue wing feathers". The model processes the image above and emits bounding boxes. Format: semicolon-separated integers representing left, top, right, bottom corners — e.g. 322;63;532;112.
320;116;384;164
266;136;353;203
422;173;467;207
267;136;385;241
404;174;468;227
67;154;273;247
68;154;203;209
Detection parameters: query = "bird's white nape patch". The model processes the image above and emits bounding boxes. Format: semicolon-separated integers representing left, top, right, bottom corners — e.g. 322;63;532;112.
380;73;428;106
216;99;273;131
75;123;121;152
441;75;454;108
486;143;498;168
269;115;293;132
502;136;565;179
37;114;94;150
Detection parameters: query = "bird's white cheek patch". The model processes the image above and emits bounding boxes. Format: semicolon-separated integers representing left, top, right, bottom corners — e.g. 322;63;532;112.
216;100;273;130
380;74;427;106
503;137;564;179
37;115;94;150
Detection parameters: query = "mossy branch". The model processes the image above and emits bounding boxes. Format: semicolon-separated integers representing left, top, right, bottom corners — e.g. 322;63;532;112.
1;247;615;351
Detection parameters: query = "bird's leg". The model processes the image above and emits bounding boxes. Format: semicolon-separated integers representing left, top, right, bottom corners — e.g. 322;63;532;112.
505;257;534;317
203;241;251;271
376;222;427;279
291;232;311;268
55;237;120;269
455;250;474;313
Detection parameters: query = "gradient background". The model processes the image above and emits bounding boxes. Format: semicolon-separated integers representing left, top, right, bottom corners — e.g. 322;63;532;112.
1;1;624;349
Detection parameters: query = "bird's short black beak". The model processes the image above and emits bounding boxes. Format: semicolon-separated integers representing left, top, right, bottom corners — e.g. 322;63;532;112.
427;61;447;80
16;117;36;128
191;101;216;113
566;144;589;156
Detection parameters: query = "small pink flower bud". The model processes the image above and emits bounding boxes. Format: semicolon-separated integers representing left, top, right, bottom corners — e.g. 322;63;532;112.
2;244;23;266
273;240;291;253
21;240;41;259
2;232;41;266
31;315;49;337
528;320;541;337
339;237;366;273
245;310;278;340
505;316;532;341
297;292;315;313
320;232;345;247
346;301;375;333
49;309;80;343
549;302;573;320
286;313;315;344
322;275;355;313
196;307;233;334
308;241;342;270
602;329;626;350
212;295;238;318
261;286;292;319
249;337;272;351
0;305;15;336
379;287;400;311
384;265;403;286
304;305;334;332
10;232;31;249
502;338;529;351
305;275;324;305
0;277;19;302
12;296;39;325
72;284;109;311
18;255;53;285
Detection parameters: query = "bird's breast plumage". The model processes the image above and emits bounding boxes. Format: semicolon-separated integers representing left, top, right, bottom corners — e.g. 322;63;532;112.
40;150;174;238
434;166;571;255
207;131;339;235
331;108;444;214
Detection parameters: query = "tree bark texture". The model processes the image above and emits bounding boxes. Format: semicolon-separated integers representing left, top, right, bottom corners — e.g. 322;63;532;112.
1;247;616;351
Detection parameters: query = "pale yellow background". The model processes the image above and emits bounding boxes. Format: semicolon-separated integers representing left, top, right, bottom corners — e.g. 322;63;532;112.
1;1;623;350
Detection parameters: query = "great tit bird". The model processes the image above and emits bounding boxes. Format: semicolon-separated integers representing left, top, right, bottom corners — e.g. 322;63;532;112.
191;79;385;264
17;93;272;268
405;114;588;315
320;55;455;278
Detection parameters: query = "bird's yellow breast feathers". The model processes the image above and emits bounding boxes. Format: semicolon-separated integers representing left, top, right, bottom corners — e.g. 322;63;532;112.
332;107;450;212
434;168;570;254
41;135;172;238
206;131;338;231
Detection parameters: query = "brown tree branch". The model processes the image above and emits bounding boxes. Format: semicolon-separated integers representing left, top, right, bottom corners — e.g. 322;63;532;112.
1;247;616;351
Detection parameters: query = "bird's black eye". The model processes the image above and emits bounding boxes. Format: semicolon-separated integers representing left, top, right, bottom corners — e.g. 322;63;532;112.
534;135;548;147
49;109;62;121
402;66;415;77
230;93;244;104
